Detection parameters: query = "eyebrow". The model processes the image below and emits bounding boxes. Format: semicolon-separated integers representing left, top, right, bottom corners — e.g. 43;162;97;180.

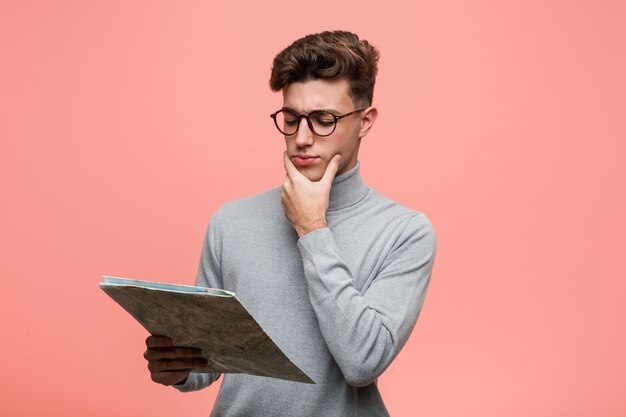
281;106;342;115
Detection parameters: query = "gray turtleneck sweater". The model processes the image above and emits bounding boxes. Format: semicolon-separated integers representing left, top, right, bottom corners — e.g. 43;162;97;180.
174;161;436;416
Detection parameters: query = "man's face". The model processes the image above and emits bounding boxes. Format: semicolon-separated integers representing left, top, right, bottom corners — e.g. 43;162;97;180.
282;78;368;182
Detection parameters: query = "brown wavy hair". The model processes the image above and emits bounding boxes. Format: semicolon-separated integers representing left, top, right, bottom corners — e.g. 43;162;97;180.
269;30;380;107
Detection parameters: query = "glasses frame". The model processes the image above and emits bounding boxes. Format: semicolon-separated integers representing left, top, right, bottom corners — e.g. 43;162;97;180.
270;108;366;137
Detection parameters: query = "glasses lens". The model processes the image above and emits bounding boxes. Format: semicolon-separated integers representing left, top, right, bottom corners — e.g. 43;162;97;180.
309;111;336;136
274;110;299;135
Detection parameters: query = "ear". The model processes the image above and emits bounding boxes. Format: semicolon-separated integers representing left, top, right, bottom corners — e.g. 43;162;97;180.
358;106;378;139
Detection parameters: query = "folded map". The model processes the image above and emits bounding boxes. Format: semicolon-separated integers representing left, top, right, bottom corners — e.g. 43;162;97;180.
100;276;314;384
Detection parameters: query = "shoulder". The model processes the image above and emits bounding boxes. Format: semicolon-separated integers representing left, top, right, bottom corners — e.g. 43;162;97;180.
367;189;437;248
207;186;284;230
218;187;282;216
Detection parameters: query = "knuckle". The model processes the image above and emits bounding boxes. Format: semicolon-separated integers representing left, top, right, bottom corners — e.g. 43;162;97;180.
146;335;170;348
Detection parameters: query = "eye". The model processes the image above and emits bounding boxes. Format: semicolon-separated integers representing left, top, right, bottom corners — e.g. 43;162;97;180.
311;112;336;126
283;111;299;125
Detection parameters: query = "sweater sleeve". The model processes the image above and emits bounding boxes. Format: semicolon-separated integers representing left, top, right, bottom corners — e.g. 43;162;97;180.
173;211;224;393
296;213;436;387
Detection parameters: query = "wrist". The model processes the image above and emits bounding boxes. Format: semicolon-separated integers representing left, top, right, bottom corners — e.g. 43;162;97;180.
295;220;327;237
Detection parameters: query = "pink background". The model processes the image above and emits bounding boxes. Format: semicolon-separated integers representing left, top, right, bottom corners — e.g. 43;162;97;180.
1;1;625;416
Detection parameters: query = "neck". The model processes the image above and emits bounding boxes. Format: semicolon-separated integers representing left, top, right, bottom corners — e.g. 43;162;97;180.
328;160;369;211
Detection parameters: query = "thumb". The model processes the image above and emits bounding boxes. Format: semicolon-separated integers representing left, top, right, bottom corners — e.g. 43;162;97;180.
322;154;342;184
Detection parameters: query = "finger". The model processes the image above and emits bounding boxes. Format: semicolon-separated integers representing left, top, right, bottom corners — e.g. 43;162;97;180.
282;177;294;195
146;335;173;348
283;151;302;179
148;358;208;373
144;346;204;361
151;370;191;386
321;154;342;185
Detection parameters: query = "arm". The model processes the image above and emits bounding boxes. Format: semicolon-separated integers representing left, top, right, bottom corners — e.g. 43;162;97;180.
281;153;436;386
297;215;436;387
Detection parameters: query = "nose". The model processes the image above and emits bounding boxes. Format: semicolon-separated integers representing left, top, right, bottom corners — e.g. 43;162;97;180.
294;117;314;147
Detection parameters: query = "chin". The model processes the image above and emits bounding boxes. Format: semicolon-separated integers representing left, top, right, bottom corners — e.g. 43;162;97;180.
298;167;325;182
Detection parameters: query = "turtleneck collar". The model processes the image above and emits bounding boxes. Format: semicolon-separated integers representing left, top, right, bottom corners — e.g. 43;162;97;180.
328;160;369;211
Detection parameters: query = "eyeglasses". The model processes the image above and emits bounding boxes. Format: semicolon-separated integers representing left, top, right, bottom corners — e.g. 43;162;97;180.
270;108;365;137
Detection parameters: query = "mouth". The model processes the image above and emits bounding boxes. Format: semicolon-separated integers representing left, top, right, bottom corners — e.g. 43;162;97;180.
293;155;320;167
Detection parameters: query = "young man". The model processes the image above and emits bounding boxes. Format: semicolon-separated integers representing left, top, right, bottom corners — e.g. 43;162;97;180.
144;30;437;416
